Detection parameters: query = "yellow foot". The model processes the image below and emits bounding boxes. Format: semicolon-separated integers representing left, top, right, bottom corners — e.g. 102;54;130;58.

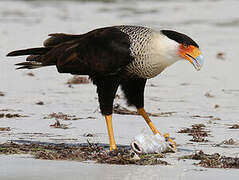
109;144;117;151
163;133;177;150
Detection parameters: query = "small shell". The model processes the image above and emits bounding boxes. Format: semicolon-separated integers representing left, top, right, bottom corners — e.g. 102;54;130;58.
131;133;171;154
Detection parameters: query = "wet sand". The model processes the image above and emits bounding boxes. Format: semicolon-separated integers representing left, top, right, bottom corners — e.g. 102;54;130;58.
1;154;239;180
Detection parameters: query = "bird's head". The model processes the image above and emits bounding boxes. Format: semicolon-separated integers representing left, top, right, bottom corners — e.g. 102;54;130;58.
161;30;204;71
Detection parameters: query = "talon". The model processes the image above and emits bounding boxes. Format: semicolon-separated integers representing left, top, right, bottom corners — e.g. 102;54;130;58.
163;133;170;140
163;133;177;150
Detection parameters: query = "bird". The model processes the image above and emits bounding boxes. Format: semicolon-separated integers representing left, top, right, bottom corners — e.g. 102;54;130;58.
7;25;203;151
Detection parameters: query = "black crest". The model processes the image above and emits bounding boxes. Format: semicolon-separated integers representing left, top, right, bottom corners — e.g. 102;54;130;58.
161;30;199;48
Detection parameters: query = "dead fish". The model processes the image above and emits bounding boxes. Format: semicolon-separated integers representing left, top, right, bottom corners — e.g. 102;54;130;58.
131;133;173;154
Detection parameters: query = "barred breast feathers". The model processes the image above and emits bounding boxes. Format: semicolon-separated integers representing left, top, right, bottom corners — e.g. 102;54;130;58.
115;25;180;79
115;25;153;57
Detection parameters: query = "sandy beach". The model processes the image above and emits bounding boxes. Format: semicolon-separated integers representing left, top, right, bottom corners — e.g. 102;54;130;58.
0;0;239;179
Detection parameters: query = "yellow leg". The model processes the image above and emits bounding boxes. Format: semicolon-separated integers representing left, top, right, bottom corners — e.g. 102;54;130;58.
137;108;176;150
105;115;117;151
137;108;160;135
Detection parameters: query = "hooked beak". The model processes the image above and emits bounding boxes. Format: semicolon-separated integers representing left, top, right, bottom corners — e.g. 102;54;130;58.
186;53;204;71
179;45;204;71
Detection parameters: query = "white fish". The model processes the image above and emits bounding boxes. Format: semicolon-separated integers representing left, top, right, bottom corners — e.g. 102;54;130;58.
131;133;174;154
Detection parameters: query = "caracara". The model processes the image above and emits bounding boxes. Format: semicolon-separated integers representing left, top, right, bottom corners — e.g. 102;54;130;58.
7;25;203;151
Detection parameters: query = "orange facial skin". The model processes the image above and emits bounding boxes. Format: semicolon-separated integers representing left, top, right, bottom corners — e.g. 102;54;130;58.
178;44;202;64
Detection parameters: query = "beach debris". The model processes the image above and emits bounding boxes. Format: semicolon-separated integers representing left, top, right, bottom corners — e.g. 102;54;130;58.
26;72;35;76
35;101;44;105
214;104;220;108
211;117;221;121
68;84;73;88
0;109;14;112
45;112;77;120
217;138;239;146
179;150;239;169
113;104;176;117
204;92;215;98
45;112;95;121
83;133;96;137
0;142;169;165
131;133;174;154
191;115;214;118
214;138;239;148
180;82;190;86
67;75;90;85
0;127;11;131
222;89;239;95
178;124;209;142
50;120;69;129
48;112;73;120
216;52;226;60
83;116;96;120
222;138;236;145
0;113;28;118
229;124;239;129
5;114;26;118
0;91;5;96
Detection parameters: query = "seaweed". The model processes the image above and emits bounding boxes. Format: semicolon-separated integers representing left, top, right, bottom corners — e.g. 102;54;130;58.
0;142;169;166
44;112;87;121
204;92;215;98
179;150;239;169
229;124;239;129
0;127;11;131
178;124;210;142
26;72;35;76
35;101;44;105
49;120;70;129
0;113;28;118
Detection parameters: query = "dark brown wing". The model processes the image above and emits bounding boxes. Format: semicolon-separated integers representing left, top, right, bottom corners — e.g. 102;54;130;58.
7;27;133;75
43;33;83;47
43;27;133;75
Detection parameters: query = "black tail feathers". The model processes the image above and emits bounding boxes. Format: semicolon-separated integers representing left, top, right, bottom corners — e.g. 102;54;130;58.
7;33;81;70
15;61;43;70
7;47;51;70
6;47;50;57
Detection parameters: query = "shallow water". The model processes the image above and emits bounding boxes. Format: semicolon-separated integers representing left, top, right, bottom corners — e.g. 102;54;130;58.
0;0;239;179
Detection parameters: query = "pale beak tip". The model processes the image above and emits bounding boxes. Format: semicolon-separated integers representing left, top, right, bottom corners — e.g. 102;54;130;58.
193;54;204;71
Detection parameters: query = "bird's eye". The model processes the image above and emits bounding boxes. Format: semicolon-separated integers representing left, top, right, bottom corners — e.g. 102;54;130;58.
183;43;188;48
